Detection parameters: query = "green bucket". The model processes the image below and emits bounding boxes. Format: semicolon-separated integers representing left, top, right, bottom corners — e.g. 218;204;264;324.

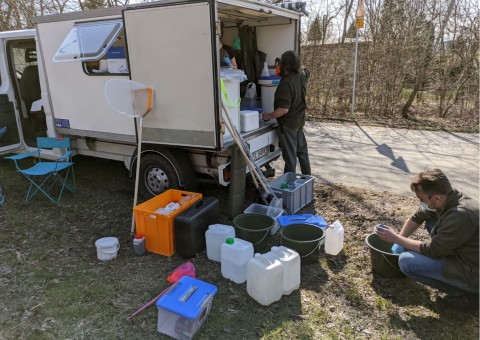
280;224;325;264
233;213;275;253
365;233;405;279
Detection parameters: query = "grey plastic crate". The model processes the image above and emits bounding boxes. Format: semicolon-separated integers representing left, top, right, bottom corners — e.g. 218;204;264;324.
269;172;315;214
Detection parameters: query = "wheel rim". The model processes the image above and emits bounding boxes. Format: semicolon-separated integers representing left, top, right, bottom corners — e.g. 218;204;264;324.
145;166;169;194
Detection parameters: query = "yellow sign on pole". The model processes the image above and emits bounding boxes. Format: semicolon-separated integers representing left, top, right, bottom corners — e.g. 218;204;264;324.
356;17;364;28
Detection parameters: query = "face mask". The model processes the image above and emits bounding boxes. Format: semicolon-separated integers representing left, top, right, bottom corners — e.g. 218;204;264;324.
419;198;436;211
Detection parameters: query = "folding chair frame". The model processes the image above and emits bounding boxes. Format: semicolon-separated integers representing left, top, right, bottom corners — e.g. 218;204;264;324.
6;137;76;205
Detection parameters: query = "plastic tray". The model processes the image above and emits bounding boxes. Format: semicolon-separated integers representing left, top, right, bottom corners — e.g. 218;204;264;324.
269;172;315;214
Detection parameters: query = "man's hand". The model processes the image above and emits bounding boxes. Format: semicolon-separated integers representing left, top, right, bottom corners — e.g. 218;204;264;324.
376;224;422;253
375;224;399;244
262;112;271;121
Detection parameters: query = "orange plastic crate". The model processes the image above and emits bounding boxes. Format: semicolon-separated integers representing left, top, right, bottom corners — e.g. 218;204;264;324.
133;190;202;256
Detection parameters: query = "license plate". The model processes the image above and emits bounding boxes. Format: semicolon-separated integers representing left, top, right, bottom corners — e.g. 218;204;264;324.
252;146;270;161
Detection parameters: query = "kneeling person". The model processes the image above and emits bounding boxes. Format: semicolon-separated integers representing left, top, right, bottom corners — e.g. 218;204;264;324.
376;168;479;304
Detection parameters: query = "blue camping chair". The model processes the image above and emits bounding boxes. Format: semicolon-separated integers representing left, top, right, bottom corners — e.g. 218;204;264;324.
6;137;76;204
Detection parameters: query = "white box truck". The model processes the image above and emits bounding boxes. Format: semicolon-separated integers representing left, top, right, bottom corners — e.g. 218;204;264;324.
0;0;302;203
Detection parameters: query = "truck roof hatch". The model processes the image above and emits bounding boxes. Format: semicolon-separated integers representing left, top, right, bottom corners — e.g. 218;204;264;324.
53;19;123;63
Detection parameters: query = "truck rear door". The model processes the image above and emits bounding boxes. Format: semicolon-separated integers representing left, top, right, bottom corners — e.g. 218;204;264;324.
0;31;37;154
123;1;219;149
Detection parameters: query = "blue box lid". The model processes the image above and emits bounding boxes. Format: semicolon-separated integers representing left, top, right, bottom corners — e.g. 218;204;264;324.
106;46;125;59
156;276;217;319
259;75;281;81
278;214;328;228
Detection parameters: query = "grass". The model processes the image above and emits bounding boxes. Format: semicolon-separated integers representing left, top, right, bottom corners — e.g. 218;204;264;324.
0;154;478;339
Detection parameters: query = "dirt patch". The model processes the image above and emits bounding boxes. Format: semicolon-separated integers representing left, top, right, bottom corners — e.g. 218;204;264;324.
0;155;478;339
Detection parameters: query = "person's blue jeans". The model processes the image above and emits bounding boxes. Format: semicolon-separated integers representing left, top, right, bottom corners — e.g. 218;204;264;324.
398;251;478;295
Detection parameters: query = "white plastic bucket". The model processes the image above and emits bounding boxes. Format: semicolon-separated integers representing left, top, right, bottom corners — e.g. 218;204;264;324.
258;76;281;113
95;237;120;261
260;85;277;113
221;78;240;139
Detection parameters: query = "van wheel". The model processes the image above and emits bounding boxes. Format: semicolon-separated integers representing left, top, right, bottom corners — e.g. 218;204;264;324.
139;153;180;199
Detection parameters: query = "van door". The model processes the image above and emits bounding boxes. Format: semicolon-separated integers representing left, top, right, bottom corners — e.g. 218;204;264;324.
0;31;41;154
123;1;219;149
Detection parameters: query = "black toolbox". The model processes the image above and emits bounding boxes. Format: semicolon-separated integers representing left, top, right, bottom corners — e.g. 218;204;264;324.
174;196;220;258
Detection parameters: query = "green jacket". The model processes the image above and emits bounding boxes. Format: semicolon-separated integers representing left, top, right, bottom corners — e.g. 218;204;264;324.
411;190;479;286
274;68;309;129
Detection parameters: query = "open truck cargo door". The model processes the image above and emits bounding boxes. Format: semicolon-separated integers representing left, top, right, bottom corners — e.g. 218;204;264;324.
123;1;219;149
0;30;41;155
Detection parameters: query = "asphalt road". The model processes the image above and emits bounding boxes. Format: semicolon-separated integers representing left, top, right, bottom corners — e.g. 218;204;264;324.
272;121;480;199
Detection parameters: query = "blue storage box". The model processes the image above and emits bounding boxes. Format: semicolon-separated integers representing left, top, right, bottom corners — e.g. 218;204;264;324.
156;276;217;339
106;46;125;59
278;214;327;229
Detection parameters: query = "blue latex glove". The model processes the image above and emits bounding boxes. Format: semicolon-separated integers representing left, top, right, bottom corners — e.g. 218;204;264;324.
391;243;405;254
223;57;231;65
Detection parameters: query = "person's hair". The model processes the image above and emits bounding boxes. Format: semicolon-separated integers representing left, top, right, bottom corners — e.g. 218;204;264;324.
280;50;301;73
410;168;453;196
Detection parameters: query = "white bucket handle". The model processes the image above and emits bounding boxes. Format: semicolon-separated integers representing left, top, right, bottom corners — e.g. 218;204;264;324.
98;243;120;254
252;229;271;247
280;238;321;259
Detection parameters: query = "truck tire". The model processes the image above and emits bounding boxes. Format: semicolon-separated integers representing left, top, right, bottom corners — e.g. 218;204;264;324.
139;153;180;199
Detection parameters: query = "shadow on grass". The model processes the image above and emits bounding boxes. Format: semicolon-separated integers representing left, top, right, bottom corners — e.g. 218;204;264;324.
371;277;432;307
387;304;480;339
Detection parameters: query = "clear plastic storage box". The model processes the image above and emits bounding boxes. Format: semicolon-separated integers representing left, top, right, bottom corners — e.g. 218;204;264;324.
244;203;285;234
156;276;217;340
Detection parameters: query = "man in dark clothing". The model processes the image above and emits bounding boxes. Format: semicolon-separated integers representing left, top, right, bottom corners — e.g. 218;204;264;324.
262;50;311;175
376;168;479;310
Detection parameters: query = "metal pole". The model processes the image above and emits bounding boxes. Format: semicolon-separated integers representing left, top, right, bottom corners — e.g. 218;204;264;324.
351;27;359;118
130;117;143;234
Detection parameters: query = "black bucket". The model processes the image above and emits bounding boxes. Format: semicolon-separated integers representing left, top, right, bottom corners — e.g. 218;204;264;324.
233;213;275;253
365;233;405;278
280;224;325;264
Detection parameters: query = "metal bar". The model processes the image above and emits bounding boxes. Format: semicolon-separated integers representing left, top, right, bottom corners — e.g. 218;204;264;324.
350;27;359;118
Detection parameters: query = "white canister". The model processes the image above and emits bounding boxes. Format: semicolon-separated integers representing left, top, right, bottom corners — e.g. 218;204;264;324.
269;246;301;295
95;237;120;261
325;220;344;255
247;254;283;306
205;224;235;262
221;238;253;284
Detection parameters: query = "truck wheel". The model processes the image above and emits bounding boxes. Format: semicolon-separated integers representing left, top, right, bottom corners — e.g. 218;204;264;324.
139;153;180;199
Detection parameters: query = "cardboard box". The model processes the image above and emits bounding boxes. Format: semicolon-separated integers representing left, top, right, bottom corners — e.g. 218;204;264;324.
107;58;128;73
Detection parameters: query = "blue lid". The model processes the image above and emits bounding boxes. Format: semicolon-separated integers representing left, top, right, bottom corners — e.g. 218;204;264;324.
240;106;263;113
259;75;281;81
278;214;328;228
106;46;125;59
156;276;217;319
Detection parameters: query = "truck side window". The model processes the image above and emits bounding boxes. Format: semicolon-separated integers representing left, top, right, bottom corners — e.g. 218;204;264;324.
54;19;128;75
82;32;128;76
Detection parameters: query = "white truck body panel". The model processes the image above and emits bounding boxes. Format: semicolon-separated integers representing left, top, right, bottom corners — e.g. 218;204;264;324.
1;0;302;196
124;3;217;148
37;18;136;142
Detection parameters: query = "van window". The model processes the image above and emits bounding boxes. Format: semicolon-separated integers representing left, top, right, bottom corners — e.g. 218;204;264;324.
82;29;128;75
53;20;123;63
